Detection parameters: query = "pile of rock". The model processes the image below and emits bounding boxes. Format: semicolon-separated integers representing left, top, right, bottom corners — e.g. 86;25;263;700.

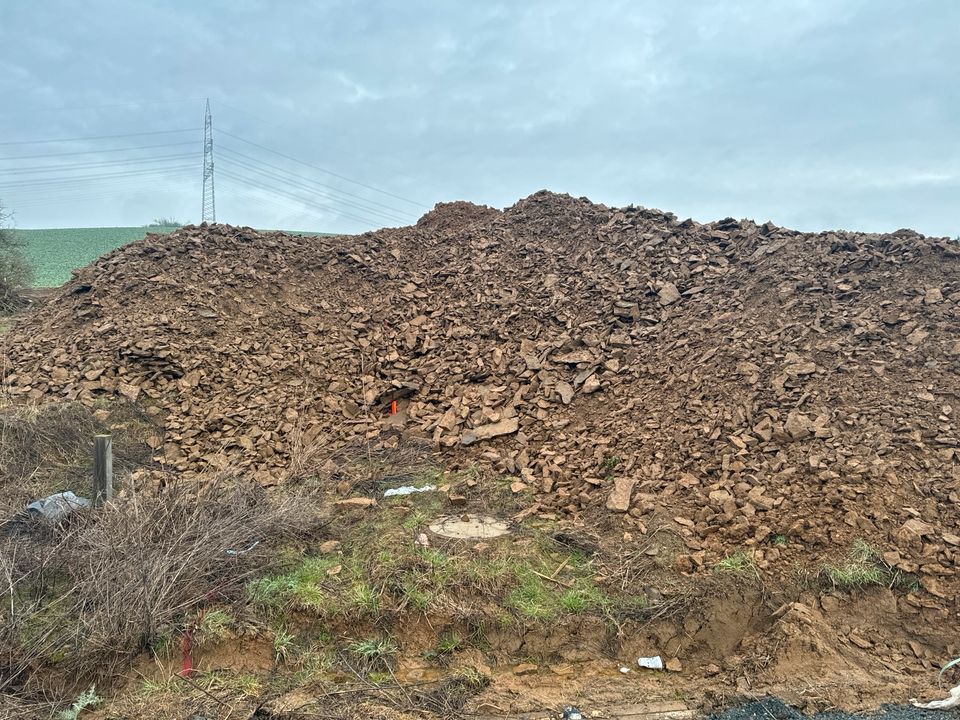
4;191;960;599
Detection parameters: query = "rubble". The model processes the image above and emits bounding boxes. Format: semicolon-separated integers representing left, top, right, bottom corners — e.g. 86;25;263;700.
3;190;960;601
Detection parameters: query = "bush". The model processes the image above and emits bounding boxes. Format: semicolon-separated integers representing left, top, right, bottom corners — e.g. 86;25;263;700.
147;218;183;228
0;478;323;700
0;202;32;311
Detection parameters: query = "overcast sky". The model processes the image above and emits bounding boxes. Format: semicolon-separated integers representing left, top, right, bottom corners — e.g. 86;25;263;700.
0;0;957;236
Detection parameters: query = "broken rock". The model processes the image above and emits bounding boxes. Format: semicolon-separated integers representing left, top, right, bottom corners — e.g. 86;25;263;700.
606;477;637;512
460;417;519;446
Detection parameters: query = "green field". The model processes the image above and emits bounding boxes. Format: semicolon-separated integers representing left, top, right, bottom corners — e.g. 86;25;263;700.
15;226;334;287
15;226;180;287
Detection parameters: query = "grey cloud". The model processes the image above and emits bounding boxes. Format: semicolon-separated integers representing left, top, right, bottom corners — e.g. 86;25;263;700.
0;0;956;235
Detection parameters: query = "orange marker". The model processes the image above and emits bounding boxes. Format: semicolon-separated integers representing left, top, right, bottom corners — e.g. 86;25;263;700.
390;400;397;415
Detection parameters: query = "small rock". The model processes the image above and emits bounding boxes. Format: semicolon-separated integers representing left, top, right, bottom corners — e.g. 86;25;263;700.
606;477;638;512
333;497;377;510
556;381;575;405
665;657;683;672
318;540;342;554
460;417;520;446
658;282;682;306
582;374;602;393
924;287;943;305
784;411;812;440
513;662;538;675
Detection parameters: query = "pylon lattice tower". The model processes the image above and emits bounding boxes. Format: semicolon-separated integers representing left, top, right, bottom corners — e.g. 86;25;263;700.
201;99;216;223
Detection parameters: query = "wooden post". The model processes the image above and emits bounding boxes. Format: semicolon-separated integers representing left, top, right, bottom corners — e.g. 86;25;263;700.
93;434;113;507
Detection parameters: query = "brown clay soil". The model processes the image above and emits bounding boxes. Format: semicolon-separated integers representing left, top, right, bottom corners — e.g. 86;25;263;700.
4;190;960;714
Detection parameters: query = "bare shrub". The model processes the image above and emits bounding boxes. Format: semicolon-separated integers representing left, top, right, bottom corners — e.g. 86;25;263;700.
0;202;31;311
0;477;325;700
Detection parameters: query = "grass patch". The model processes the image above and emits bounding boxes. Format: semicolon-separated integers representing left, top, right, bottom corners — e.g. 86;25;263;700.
349;636;398;672
273;627;296;664
821;540;914;591
713;550;756;574
196;609;233;647
247;500;625;627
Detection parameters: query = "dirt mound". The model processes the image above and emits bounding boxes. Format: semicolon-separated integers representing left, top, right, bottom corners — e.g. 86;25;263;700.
4;191;960;604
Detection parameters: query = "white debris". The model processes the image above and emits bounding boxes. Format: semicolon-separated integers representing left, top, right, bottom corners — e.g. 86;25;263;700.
912;685;960;709
383;484;436;498
638;656;664;670
25;491;91;522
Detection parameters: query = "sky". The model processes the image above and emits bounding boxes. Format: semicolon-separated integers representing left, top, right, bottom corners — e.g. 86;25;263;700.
0;0;957;236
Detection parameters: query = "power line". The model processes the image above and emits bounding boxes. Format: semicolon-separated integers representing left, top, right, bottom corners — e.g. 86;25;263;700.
0;128;201;147
0;164;196;191
4;176;195;204
218;169;378;228
9;190;184;209
0;153;198;176
218;153;411;224
0;141;197;162
218;168;385;228
217;145;416;220
218;129;425;208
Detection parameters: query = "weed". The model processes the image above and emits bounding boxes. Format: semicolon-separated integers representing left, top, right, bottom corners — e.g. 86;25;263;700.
399;578;434;611
402;509;430;530
148;632;177;661
602;456;622;472
771;534;789;547
820;540;917;591
506;572;554;619
294;644;334;677
273;627;296;665
347;581;380;615
137;677;180;697
713;550;756;574
453;666;489;689
425;631;462;660
850;539;881;562
196;609;233;646
55;686;101;720
349;636;398;671
558;584;610;613
822;564;887;590
247;555;339;612
232;674;263;697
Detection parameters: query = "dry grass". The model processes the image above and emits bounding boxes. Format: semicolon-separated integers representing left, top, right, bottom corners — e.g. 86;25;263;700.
0;400;157;514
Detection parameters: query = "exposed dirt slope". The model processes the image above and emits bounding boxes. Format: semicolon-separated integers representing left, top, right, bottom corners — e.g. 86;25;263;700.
4;191;960;610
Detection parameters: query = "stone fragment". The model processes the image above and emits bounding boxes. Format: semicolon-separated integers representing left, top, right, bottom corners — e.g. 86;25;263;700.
606;477;637;512
658;282;681;306
784;411;812;440
460;417;519;446
333;497;377;510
